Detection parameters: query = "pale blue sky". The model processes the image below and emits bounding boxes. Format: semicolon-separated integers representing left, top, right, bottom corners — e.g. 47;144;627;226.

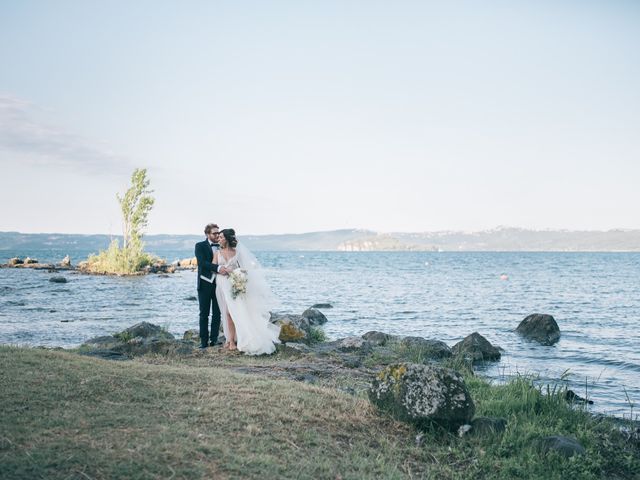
1;1;639;235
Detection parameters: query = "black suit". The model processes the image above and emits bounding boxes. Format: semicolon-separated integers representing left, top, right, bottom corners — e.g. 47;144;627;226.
195;239;221;347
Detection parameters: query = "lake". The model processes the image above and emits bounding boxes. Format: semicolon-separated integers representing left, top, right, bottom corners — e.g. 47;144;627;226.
1;248;639;417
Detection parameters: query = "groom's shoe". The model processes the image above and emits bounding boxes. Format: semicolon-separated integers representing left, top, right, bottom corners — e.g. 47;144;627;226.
199;343;208;350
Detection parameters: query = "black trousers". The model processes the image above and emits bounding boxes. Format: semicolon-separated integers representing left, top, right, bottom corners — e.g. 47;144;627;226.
198;280;221;346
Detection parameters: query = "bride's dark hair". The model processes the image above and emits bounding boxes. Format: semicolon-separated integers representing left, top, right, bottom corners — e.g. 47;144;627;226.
220;228;238;248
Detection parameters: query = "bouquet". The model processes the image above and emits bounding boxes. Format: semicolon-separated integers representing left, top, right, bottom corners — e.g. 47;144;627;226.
229;268;248;299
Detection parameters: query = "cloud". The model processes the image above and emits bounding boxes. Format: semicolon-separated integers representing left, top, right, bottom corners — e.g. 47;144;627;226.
0;94;131;175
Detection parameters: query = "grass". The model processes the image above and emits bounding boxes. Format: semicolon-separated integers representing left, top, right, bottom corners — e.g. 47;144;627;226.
1;346;638;479
83;239;157;275
305;326;328;345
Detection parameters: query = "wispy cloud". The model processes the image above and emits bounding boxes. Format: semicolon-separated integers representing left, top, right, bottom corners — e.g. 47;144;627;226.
0;94;131;174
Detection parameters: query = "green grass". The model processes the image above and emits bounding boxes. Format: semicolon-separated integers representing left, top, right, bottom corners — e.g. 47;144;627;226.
84;239;157;275
1;347;638;479
305;326;328;345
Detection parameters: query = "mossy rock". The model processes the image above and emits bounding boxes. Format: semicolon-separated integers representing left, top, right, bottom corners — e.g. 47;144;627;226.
369;363;475;429
278;322;307;342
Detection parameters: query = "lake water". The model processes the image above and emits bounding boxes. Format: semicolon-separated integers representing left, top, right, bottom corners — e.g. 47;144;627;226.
1;248;639;417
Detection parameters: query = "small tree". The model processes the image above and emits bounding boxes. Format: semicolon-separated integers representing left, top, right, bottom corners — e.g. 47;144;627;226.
117;168;155;251
85;168;157;274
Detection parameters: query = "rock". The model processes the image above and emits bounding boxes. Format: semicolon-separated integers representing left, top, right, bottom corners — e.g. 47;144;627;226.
565;389;594;405
83;323;194;358
49;276;68;283
311;303;333;309
278;322;307;342
469;416;507;435
178;257;197;267
82;335;123;350
24;257;38;264
182;329;200;342
362;331;394;346
302;308;328;326
516;314;560;345
451;332;501;363
8;257;23;266
79;350;130;361
271;313;311;331
539;435;586;457
119;322;175;341
369;363;475;429
337;336;371;352
271;313;312;342
60;255;71;267
127;338;195;356
178;258;193;267
401;336;452;359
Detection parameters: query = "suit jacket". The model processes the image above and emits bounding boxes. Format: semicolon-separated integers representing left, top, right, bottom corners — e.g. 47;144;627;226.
195;240;220;290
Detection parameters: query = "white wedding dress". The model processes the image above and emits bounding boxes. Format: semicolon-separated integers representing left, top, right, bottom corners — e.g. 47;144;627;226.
215;243;281;355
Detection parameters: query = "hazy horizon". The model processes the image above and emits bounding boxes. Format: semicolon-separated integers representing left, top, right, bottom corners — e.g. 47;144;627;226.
1;1;639;235
2;225;639;237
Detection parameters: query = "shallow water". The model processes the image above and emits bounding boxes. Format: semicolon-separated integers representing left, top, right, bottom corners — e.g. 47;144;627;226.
1;249;639;417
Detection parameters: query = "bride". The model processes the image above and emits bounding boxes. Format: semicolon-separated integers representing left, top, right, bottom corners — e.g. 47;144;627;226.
214;228;281;355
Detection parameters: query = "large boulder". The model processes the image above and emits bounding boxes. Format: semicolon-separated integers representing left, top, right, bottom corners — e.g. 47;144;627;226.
119;322;175;341
270;313;311;342
302;308;328;326
24;257;38;264
8;257;23;266
369;363;475;429
278;323;307;342
60;255;71;267
82;323;193;358
401;336;452;359
516;314;560;345
451;332;501;363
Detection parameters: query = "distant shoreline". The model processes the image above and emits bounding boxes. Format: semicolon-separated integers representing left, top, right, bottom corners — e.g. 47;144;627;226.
2;227;640;252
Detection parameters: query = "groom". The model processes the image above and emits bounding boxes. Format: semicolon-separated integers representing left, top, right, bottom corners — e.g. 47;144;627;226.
195;223;228;349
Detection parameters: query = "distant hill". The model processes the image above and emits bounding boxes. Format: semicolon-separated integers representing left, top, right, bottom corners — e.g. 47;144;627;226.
341;227;640;252
1;227;639;253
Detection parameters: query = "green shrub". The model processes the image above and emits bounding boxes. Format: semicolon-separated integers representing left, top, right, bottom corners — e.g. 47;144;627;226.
304;326;327;345
85;239;156;275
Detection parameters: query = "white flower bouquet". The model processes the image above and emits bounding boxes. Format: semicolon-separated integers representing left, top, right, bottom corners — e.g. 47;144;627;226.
229;268;248;299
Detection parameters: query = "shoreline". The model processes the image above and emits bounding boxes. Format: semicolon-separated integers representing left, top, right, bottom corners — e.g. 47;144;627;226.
2;325;639;479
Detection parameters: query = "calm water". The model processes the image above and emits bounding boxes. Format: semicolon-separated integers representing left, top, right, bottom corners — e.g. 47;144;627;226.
1;248;639;417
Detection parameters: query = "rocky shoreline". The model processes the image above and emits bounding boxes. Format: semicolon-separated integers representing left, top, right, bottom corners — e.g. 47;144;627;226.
6;304;639;478
66;308;639;453
1;255;199;275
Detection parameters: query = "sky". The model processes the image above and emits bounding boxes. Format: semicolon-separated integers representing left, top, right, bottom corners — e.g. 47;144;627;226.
1;1;639;235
